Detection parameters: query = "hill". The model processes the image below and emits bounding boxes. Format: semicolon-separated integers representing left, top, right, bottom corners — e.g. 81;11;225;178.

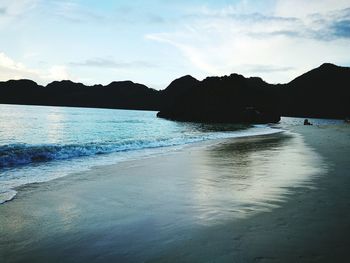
0;80;160;110
280;63;350;118
0;63;349;123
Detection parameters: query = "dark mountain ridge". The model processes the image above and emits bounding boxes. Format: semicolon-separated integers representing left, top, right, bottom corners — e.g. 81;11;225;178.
0;79;160;110
157;73;281;123
279;63;350;118
0;63;349;123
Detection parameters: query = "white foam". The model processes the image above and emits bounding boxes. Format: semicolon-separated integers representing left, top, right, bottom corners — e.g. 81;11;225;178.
0;125;284;204
0;189;17;204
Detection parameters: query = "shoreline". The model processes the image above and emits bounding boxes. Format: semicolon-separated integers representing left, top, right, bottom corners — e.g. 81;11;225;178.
1;124;349;262
3;131;277;205
159;124;349;262
1;125;283;205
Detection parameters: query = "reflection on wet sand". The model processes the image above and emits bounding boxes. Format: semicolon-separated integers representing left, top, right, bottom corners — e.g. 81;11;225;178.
191;133;324;222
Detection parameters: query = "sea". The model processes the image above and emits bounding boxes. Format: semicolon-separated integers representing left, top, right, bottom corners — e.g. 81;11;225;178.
0;104;342;204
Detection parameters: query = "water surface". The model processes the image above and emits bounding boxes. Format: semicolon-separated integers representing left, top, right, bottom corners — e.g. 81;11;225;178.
0;104;281;203
0;129;324;263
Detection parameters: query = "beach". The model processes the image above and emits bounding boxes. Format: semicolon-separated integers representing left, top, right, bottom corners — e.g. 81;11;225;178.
1;124;350;262
1;0;350;262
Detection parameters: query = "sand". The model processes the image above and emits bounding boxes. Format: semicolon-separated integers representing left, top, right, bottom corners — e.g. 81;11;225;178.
1;124;350;262
155;125;350;262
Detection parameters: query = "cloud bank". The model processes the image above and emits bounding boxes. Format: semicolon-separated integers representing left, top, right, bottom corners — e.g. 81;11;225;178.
147;0;350;83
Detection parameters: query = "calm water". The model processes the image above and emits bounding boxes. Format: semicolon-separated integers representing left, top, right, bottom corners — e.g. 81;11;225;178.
0;104;282;203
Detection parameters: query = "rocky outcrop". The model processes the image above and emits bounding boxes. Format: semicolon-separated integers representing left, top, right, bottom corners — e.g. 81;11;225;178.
157;74;281;124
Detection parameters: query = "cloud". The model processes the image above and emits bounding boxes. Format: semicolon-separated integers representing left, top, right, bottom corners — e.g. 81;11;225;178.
331;19;350;38
44;65;71;81
49;1;168;25
0;7;6;15
239;64;295;74
0;52;38;79
323;8;350;39
185;6;298;24
147;2;350;83
0;0;40;27
147;33;222;75
180;4;350;41
247;8;350;41
147;14;166;24
0;52;72;84
70;58;157;69
274;0;350;18
0;0;38;17
52;1;104;23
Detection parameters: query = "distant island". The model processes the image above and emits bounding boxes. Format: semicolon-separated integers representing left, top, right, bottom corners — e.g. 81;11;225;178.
0;63;349;123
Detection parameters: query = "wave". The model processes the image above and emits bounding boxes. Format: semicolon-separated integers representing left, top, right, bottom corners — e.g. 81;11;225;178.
0;190;17;204
0;125;284;204
0;126;283;169
0;141;165;168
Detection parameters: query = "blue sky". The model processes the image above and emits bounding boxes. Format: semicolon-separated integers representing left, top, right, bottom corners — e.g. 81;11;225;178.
0;0;349;89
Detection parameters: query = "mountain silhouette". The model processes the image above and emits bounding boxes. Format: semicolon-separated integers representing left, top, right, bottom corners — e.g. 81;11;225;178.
0;79;160;110
157;73;281;123
279;63;350;118
0;63;349;123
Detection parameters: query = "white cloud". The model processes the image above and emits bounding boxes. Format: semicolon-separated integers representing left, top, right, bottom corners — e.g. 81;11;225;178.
147;33;221;75
147;1;350;83
70;57;157;69
52;1;104;23
274;0;350;18
0;0;39;26
0;52;38;79
0;52;73;84
0;52;25;70
0;0;39;16
44;65;71;81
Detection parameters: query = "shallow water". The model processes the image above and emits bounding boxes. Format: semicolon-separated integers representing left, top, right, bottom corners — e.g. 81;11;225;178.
0;104;282;203
0;130;325;263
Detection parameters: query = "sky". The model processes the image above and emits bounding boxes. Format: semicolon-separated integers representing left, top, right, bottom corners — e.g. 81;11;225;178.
0;0;349;89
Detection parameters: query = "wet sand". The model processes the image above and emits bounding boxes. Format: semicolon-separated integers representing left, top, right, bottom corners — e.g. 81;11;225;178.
1;125;350;262
154;125;350;262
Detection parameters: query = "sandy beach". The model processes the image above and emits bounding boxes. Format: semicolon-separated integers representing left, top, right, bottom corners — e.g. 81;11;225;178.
1;124;350;263
1;0;349;262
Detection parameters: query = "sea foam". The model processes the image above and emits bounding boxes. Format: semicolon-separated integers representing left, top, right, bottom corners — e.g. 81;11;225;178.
0;104;283;204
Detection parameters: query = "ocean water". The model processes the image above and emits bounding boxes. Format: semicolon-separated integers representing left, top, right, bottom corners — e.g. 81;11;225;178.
0;104;283;204
0;110;331;263
1;104;336;262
